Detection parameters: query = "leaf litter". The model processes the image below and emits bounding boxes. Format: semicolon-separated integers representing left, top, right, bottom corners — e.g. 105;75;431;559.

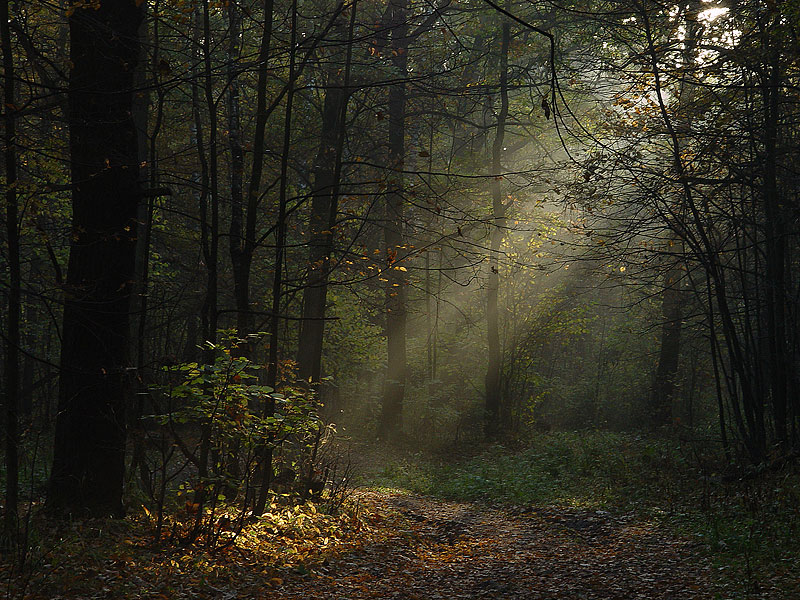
5;491;722;599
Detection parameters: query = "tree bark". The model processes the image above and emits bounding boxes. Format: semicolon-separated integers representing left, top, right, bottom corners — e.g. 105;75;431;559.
651;259;683;427
200;0;219;351
761;43;789;449
231;0;274;348
227;1;247;341
297;5;356;383
48;0;143;518
378;0;409;440
2;0;20;540
484;16;509;440
254;0;297;517
648;2;699;429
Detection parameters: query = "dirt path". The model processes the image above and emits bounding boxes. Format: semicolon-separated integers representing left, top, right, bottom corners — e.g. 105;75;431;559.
273;492;714;599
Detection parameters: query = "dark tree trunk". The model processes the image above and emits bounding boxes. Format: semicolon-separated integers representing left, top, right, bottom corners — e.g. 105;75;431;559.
254;0;297;517
296;86;344;382
761;44;789;449
200;0;219;351
2;0;20;540
232;0;274;348
48;0;143;518
484;17;509;441
649;3;698;431
21;298;35;420
297;7;356;383
188;0;221;526
221;0;245;496
227;1;248;340
650;260;683;427
129;8;152;495
378;0;409;440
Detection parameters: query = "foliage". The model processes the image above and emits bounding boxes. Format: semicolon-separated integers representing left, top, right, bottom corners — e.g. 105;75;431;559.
159;339;320;460
137;334;324;546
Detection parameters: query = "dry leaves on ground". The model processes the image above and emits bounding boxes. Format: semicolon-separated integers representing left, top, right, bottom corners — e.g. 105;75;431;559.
4;491;726;599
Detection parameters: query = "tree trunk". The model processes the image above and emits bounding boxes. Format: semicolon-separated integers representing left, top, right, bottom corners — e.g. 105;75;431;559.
48;0;143;518
378;0;409;440
761;43;789;449
189;0;221;525
484;16;509;441
232;0;274;349
2;0;20;540
129;7;152;496
647;2;703;430
227;1;248;341
296;85;344;382
650;259;683;427
200;0;219;351
297;6;356;383
254;0;297;516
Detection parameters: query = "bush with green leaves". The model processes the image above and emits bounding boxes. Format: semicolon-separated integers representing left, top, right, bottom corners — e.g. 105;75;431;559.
142;335;323;545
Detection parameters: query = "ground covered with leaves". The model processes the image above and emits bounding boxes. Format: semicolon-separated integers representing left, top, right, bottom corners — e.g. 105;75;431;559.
4;490;731;600
272;493;715;600
4;434;798;599
4;492;389;599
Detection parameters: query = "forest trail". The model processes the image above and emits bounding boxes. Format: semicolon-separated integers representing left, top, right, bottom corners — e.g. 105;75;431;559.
272;492;714;600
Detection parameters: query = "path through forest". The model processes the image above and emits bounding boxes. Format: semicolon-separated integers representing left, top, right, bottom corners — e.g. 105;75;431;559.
272;492;714;600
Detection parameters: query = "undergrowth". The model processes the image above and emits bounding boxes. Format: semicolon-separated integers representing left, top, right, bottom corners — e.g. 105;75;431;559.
0;492;393;600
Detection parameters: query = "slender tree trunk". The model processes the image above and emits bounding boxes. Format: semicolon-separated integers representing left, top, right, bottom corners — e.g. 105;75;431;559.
49;0;143;518
648;3;700;429
222;1;245;495
378;0;409;440
232;0;274;351
484;16;509;440
227;1;247;341
254;0;297;516
2;0;20;540
136;2;166;380
651;259;683;427
200;0;219;351
707;271;731;462
189;0;220;524
761;43;789;449
21;296;36;420
129;6;152;495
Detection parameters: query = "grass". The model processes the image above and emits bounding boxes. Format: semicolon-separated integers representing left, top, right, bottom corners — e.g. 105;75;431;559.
366;432;692;509
364;431;800;599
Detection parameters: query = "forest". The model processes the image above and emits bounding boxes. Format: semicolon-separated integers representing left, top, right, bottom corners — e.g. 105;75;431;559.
1;0;799;597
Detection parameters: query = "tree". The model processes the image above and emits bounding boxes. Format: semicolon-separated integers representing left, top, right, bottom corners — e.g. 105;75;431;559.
297;3;357;384
484;12;510;440
378;0;410;440
48;0;143;517
2;0;21;542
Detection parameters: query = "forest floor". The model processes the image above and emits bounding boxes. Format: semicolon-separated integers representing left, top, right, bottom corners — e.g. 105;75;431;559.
5;433;798;599
4;490;728;600
270;491;715;600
